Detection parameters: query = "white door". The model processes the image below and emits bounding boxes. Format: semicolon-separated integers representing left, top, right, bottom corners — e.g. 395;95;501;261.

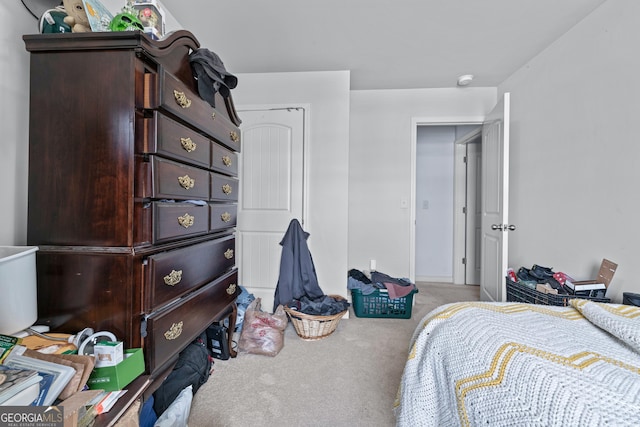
480;93;511;302
237;108;305;311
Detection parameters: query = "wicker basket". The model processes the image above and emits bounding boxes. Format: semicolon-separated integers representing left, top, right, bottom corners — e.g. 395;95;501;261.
283;295;348;341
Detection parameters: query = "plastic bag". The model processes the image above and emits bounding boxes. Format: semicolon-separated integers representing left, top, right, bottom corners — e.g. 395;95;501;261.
154;385;193;427
238;298;288;357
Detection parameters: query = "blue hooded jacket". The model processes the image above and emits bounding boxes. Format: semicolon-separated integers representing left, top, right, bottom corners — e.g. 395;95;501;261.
273;219;324;311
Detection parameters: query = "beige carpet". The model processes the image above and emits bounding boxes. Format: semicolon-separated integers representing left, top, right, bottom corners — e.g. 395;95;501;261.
188;282;479;427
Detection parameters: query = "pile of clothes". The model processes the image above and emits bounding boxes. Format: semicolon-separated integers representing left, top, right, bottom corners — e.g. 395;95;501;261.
347;269;416;299
274;219;350;316
285;295;350;316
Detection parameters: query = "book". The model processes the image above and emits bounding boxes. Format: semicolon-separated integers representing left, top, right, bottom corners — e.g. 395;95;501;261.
0;334;20;364
32;372;55;406
93;390;127;414
3;351;75;406
565;280;606;292
0;364;41;405
1;381;40;406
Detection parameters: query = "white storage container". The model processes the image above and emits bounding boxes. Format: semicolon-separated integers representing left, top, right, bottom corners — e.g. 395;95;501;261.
0;246;39;335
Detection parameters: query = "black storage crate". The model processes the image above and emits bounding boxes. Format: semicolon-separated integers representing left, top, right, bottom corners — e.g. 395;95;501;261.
506;278;610;306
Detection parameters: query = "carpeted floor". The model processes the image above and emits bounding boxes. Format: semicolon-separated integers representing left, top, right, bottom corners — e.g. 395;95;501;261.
187;282;479;427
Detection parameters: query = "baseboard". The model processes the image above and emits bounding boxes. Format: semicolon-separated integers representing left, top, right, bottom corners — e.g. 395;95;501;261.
415;276;453;283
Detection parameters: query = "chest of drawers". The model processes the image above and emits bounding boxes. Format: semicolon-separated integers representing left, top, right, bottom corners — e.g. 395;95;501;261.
23;30;241;375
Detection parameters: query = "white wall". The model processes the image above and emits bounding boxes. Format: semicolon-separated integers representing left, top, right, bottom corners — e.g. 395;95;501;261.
232;71;351;301
501;0;639;302
0;2;36;245
348;88;496;279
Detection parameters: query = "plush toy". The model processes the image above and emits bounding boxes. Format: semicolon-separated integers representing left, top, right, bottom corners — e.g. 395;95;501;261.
62;0;91;32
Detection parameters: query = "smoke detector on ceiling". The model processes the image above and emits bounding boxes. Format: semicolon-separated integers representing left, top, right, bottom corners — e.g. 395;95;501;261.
457;74;474;87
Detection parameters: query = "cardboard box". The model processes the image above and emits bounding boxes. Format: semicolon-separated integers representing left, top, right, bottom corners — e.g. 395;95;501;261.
94;341;123;368
87;348;144;391
60;389;103;427
569;259;617;291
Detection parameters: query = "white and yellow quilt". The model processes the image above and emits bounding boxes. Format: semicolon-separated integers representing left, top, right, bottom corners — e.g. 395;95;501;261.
394;300;640;426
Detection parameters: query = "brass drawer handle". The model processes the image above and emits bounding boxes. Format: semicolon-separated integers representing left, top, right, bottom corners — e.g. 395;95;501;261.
163;269;183;286
221;156;232;167
178;175;195;189
221;212;231;222
180;137;197;153
177;213;194;228
229;131;239;143
222;184;232;195
173;90;191;108
226;283;237;295
224;249;234;259
164;321;183;340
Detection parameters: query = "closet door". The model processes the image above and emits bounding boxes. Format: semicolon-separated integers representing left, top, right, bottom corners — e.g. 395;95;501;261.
237;108;305;310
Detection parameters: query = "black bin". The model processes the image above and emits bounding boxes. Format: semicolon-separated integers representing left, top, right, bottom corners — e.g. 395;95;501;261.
623;292;640;306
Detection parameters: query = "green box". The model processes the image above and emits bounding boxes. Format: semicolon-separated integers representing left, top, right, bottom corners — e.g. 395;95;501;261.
87;348;145;391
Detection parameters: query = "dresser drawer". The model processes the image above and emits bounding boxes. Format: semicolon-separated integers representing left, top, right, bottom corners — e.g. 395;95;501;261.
145;269;238;373
137;111;211;169
153;202;208;243
146;235;236;310
138;156;210;200
209;203;237;232
211;172;238;201
211;143;238;176
143;71;241;152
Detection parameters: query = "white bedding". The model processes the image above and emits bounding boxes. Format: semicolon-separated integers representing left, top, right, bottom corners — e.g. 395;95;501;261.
394;300;640;426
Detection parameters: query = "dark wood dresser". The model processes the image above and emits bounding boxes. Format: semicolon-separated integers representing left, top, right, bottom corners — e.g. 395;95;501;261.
23;30;241;377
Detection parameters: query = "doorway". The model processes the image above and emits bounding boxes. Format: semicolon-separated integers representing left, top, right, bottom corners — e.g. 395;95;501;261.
414;124;480;285
236;106;307;311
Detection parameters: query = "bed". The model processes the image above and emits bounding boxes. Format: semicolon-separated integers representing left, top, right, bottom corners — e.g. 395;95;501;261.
394;300;640;426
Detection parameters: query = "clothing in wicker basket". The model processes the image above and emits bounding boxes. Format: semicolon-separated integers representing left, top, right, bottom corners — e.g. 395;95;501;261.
284;295;349;341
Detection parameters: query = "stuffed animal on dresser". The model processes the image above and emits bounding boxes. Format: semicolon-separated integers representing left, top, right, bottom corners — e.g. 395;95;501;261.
63;0;91;32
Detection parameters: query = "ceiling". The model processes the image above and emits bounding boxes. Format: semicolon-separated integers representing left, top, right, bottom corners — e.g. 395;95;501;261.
159;0;607;90
22;0;608;90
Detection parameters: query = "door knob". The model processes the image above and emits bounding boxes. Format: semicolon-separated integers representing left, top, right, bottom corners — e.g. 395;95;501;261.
491;224;517;231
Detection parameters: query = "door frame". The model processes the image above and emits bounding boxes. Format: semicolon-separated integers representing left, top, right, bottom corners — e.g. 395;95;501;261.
237;103;311;229
410;116;485;285
455;128;482;285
